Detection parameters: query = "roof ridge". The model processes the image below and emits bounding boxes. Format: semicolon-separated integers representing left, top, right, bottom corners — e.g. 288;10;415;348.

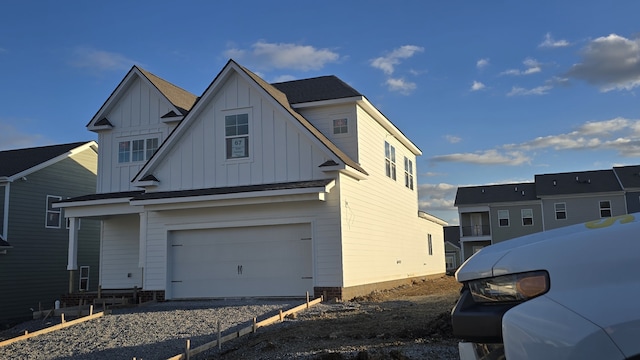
135;66;198;113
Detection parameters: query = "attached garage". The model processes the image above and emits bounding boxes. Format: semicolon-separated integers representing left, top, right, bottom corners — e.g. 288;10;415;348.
168;223;313;299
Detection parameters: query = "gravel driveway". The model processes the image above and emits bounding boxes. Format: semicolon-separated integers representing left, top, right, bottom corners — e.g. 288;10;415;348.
0;299;297;360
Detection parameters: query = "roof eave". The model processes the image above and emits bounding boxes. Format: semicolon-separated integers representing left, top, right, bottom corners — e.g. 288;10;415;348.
357;98;422;156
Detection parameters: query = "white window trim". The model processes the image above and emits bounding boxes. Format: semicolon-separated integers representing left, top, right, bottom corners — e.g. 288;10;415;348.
427;234;433;256
404;156;414;190
332;118;349;135
599;200;612;218
385;141;396;181
117;135;161;165
521;208;534;226
497;210;510;227
223;108;253;162
79;266;90;291
45;195;62;229
555;202;567;220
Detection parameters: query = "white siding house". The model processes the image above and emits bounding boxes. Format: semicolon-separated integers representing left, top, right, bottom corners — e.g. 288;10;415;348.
58;60;446;300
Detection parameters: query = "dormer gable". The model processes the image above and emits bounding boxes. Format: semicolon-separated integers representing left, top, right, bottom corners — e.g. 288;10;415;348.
86;66;197;132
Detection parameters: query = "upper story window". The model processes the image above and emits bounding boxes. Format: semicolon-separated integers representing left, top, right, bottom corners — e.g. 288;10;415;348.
225;113;249;159
498;210;509;227
385;141;396;180
555;203;567;220
118;136;159;163
522;209;533;226
404;157;414;190
427;233;433;255
333;118;348;134
599;200;612;218
46;195;62;229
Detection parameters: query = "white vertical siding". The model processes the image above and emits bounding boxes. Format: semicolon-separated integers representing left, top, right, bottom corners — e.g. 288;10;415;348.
100;215;141;288
148;73;334;192
96;77;176;193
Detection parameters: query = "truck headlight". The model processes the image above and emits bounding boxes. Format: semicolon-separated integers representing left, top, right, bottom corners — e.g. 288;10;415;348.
467;270;549;303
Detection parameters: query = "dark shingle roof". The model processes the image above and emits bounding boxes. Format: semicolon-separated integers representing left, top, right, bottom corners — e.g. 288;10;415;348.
271;76;362;104
0;142;90;178
444;226;460;247
614;165;640;189
535;169;622;196
455;182;537;206
137;67;198;114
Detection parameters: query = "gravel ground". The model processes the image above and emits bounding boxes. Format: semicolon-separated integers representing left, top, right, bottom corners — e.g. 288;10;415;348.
0;299;298;360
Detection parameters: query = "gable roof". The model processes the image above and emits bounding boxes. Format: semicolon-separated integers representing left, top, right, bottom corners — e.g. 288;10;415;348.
133;60;367;183
0;142;96;180
535;169;622;196
455;182;537;206
614;165;640;190
87;66;198;128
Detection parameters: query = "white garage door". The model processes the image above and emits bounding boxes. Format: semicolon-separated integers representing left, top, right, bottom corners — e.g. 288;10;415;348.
169;223;313;299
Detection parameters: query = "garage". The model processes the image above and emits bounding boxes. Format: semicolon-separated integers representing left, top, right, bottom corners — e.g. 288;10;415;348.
168;223;313;299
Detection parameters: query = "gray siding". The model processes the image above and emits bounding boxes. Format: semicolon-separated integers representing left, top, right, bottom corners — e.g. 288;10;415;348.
541;194;626;230
0;149;99;326
625;192;640;213
490;204;543;243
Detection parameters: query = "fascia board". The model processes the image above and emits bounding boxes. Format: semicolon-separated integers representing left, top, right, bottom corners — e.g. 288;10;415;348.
63;203;142;218
356;98;422;156
132;191;328;211
537;191;626;200
289;96;364;109
53;197;133;209
7;141;97;182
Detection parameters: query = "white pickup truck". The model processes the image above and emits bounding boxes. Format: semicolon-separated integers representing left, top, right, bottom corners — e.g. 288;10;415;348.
451;214;640;359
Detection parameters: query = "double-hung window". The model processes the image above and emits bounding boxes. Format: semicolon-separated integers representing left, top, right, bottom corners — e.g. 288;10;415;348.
555;203;567;220
599;200;612;218
385;141;396;180
46;195;62;228
522;209;533;226
404;157;414;190
79;266;90;291
498;210;509;227
118;136;160;163
225;113;249;159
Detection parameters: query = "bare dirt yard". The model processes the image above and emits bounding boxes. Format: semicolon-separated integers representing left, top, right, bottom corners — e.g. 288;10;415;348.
210;275;462;360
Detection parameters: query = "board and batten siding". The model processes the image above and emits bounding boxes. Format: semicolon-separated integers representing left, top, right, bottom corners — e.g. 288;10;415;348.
0;149;100;325
337;105;444;287
100;214;141;289
138;189;342;293
147;73;334;192
96;77;177;193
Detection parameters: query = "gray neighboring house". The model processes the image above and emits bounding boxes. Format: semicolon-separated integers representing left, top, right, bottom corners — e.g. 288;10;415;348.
455;166;638;261
0;142;100;327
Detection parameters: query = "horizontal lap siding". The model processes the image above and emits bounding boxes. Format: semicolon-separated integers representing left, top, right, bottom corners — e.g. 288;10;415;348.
339;106;444;287
143;190;341;291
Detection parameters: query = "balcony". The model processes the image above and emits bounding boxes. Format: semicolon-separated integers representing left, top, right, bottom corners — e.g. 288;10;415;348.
461;224;491;237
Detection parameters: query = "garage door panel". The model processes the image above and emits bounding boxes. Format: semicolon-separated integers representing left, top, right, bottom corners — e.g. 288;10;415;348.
169;223;312;298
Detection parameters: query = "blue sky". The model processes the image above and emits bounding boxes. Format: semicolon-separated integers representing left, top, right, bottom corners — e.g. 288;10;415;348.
2;1;640;225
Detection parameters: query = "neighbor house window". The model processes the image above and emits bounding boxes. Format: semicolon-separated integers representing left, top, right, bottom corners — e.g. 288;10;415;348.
46;195;62;228
522;209;533;226
498;210;509;227
333;118;348;134
79;266;90;291
445;254;456;270
599;200;612;218
427;234;433;255
404;157;414;190
118;137;159;163
385;141;396;180
225;113;249;159
555;203;567;220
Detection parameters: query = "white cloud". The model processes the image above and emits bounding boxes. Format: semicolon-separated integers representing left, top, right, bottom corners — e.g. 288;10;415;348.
224;41;340;71
433;117;640;166
70;47;137;72
430;149;530;165
501;58;542;76
417;183;458;211
445;135;462;144
566;34;640;91
539;33;570;48
0;122;46;150
470;81;486;91
507;85;552;96
370;45;424;75
385;77;417;94
476;58;490;69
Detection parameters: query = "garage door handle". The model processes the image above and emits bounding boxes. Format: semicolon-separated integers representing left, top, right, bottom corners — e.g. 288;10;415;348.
301;276;313;279
172;280;182;283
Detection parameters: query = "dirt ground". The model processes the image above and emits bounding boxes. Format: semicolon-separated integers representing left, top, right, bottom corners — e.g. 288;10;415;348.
211;275;463;360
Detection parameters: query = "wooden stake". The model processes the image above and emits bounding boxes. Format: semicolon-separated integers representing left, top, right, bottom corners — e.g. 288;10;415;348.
217;321;221;350
185;339;190;360
252;317;257;333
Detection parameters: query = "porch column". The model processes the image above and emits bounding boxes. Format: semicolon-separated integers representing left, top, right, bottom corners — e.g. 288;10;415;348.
138;212;147;268
67;217;79;293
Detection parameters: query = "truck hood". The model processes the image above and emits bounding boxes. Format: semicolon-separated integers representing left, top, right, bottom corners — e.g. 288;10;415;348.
455;215;637;282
